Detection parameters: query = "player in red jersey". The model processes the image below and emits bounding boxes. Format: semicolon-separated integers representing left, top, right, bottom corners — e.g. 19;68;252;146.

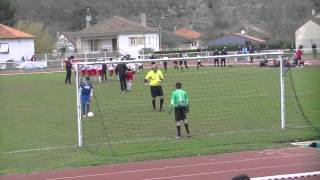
126;69;134;91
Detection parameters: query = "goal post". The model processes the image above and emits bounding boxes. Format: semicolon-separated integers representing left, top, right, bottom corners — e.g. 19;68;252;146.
74;51;304;149
75;64;83;147
280;55;286;129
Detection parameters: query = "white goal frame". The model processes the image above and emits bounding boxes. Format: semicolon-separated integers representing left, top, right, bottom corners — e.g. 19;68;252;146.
74;51;287;147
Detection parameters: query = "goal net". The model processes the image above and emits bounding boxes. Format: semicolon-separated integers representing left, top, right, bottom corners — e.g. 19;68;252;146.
74;52;319;155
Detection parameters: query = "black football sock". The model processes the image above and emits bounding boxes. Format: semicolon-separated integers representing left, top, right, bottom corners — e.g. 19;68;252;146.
152;100;156;110
160;99;164;110
184;123;190;134
176;126;181;136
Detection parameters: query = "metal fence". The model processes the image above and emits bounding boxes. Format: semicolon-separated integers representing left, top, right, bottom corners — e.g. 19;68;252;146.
1;49;318;72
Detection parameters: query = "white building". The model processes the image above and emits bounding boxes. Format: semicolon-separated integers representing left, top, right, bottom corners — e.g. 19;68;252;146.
295;14;320;50
174;26;202;50
55;32;76;53
75;16;160;58
0;24;35;63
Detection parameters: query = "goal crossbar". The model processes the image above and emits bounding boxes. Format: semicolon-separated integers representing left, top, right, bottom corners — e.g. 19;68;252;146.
74;52;288;66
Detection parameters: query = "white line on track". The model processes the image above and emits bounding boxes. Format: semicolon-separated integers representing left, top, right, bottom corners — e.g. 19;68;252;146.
45;153;316;180
142;162;319;180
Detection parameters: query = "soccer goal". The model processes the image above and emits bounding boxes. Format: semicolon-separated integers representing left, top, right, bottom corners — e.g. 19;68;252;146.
73;52;317;155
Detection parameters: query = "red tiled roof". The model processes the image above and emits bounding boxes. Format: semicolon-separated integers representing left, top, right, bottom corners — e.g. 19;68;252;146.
0;24;35;39
233;33;266;43
175;26;202;40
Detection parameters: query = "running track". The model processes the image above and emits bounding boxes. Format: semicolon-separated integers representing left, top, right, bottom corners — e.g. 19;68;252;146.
1;147;319;180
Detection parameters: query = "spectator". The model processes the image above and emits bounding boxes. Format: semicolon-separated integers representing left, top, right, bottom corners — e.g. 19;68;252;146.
312;43;317;58
30;55;36;61
294;45;303;66
220;47;227;67
213;49;219;66
65;56;73;84
249;46;254;64
150;54;156;65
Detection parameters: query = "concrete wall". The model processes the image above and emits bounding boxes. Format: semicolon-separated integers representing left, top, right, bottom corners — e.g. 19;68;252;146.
118;33;159;58
0;38;35;63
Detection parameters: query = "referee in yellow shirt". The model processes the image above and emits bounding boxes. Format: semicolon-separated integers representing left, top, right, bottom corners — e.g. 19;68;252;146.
144;64;164;111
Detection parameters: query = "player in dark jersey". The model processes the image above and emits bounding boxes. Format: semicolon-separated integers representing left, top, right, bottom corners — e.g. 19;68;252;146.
115;61;130;93
65;56;73;84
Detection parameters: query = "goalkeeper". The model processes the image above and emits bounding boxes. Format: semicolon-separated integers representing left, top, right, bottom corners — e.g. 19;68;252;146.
169;82;191;138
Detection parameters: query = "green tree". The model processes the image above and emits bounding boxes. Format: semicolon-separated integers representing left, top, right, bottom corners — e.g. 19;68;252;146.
15;21;54;54
0;0;16;26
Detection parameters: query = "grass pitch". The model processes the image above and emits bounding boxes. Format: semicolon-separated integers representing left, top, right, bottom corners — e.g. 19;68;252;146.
0;66;319;174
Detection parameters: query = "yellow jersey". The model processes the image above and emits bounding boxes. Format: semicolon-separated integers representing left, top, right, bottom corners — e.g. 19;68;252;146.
145;70;164;86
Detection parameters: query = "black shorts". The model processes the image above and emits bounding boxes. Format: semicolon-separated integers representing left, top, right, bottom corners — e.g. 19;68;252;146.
179;61;183;65
150;86;163;98
173;61;178;64
175;106;187;121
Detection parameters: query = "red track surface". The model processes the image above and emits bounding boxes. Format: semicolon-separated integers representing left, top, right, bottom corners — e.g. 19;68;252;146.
1;147;319;180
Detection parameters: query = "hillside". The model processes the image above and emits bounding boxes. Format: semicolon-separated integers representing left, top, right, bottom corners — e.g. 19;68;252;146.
11;0;314;41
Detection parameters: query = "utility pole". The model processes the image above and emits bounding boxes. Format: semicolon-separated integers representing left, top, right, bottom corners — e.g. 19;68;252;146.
86;8;92;29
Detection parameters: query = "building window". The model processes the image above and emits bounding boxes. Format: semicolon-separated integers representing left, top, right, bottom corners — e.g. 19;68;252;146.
89;39;100;51
192;41;197;47
129;37;144;46
0;43;9;53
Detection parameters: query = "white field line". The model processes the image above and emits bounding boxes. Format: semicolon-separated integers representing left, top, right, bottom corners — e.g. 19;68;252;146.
0;137;172;155
1;126;314;155
0;145;77;155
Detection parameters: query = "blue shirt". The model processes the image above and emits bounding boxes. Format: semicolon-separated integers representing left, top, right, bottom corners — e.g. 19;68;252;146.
80;82;92;102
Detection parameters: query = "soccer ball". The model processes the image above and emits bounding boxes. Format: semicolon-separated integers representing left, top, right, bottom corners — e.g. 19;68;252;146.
87;112;94;118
